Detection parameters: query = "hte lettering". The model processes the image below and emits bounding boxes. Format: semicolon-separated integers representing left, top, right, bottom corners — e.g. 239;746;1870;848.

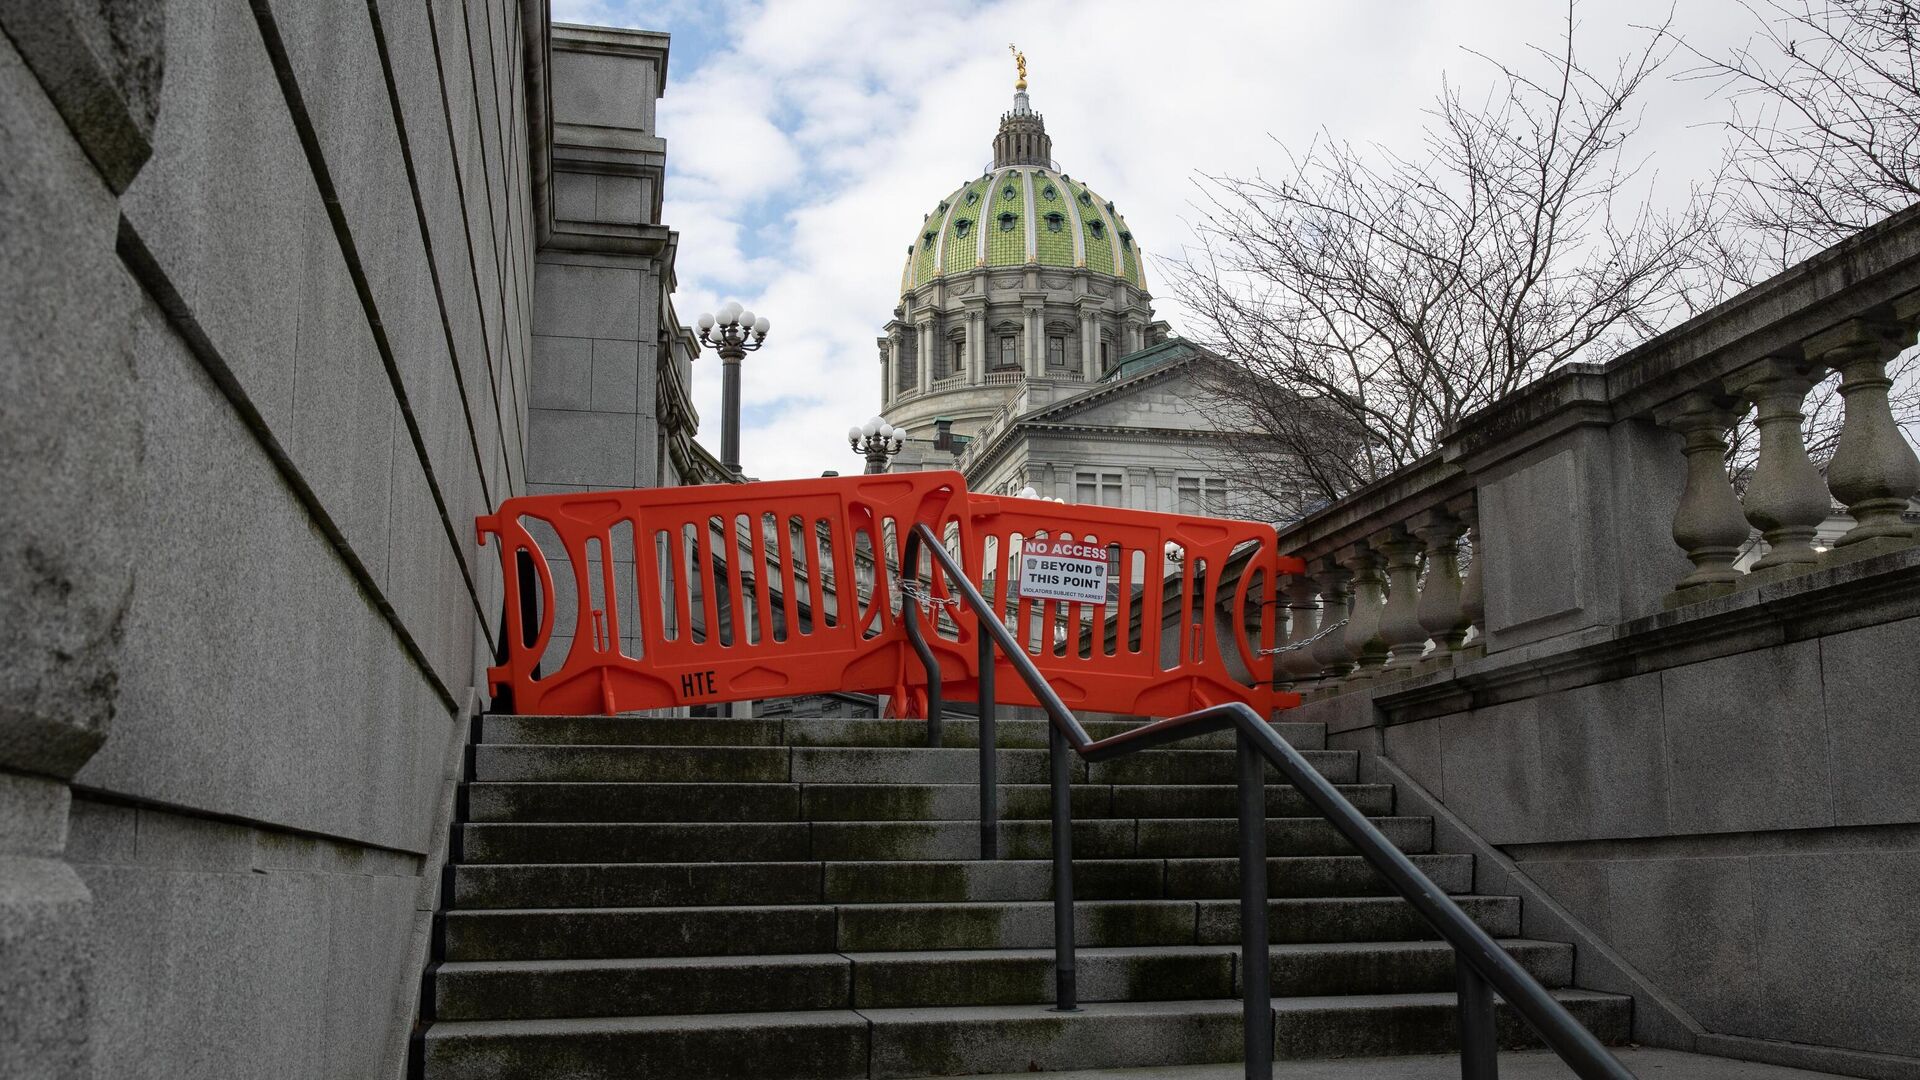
681;670;717;697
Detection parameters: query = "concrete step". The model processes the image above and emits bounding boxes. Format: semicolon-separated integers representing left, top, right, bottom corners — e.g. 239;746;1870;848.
474;744;791;783
421;990;1629;1080
450;854;1477;909
467;781;804;823
463;780;1395;823
442;896;1520;962
482;715;785;746
780;717;1327;751
457;817;1432;864
799;783;1394;822
790;746;1356;785
430;939;1569;1022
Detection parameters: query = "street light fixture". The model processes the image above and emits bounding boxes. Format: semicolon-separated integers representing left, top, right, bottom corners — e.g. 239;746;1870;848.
695;301;770;478
848;414;904;474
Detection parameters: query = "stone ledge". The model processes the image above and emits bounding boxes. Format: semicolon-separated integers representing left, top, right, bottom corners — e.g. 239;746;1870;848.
1291;545;1920;732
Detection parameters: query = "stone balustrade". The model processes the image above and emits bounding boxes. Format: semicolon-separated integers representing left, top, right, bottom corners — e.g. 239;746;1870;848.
1272;205;1920;697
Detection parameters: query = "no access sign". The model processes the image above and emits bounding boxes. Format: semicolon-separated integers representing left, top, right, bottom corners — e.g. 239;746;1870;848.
1017;537;1110;604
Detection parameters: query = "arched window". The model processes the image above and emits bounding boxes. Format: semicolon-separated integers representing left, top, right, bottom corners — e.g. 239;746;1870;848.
924;230;937;244
1078;190;1092;206
1002;183;1018;201
1045;212;1064;233
998;212;1018;232
954;218;972;237
1120;231;1133;250
1042;185;1058;201
965;190;979;206
1088;220;1105;238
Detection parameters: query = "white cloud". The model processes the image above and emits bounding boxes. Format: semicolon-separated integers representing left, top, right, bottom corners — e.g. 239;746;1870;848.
575;0;1754;480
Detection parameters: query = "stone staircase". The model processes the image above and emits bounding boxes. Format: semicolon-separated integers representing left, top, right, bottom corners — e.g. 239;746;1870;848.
415;711;1630;1078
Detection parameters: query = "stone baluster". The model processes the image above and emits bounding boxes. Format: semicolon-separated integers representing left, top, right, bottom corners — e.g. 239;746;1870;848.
1374;527;1428;671
1658;394;1751;594
1809;316;1920;550
1278;575;1324;692
1308;558;1355;684
1413;509;1470;663
1341;544;1389;682
1733;358;1831;572
1455;499;1486;656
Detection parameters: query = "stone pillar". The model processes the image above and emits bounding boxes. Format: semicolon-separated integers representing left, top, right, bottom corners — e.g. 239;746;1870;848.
1025;304;1044;378
886;333;901;402
1278;576;1324;691
1732;359;1830;572
1080;307;1097;375
1413;509;1470;661
916;321;932;395
1308;558;1355;683
1375;527;1428;671
1456;499;1487;658
1809;316;1920;550
1341;544;1390;682
1658;394;1752;596
965;310;983;383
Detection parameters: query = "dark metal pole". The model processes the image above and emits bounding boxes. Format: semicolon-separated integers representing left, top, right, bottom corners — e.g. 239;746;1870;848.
978;629;998;860
925;644;943;749
1237;730;1273;1080
1458;954;1499;1079
721;350;743;477
1049;721;1078;1011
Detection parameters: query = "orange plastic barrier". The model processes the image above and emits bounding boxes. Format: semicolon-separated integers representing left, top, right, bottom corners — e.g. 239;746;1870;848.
477;472;967;715
926;494;1307;719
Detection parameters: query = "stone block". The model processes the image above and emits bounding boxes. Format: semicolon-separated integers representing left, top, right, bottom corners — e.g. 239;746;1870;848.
1480;449;1587;638
552;46;654;133
0;35;140;780
554;170;594;221
531;334;591;410
527;408;639;489
1747;849;1920;1058
120;0;307;431
0;853;94;1079
75;307;446;852
1601;855;1760;1035
1530;674;1670;840
1381;717;1444;799
1818;616;1920;826
592;338;641;413
1437;703;1544;845
1659;640;1832;834
533;259;641;341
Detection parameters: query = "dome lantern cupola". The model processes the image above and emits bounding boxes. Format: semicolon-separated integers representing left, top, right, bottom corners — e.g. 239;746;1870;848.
995;44;1052;168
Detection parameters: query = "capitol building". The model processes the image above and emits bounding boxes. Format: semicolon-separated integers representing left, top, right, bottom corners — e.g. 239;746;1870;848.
879;57;1267;520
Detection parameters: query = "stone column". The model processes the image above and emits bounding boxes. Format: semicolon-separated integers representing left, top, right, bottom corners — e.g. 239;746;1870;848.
1340;544;1389;683
916;321;933;395
1025;305;1044;378
1732;358;1830;572
1413;509;1470;661
1658;394;1752;596
1278;576;1324;691
1080;307;1097;375
1809;316;1920;550
1308;558;1355;683
886;333;901;402
1375;526;1428;671
965;310;983;383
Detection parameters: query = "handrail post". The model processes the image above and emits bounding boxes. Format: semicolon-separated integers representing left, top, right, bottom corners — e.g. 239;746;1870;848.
978;628;998;860
1049;720;1078;1011
1237;729;1273;1080
1458;954;1498;1079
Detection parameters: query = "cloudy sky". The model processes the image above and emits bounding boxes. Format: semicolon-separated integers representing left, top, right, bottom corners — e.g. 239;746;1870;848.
551;0;1757;480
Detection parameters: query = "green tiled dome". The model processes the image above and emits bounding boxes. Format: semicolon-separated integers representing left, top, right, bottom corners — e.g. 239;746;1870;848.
901;165;1148;292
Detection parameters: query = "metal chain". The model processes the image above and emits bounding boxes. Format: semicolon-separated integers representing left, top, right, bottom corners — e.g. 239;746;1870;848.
1256;618;1349;657
898;581;959;612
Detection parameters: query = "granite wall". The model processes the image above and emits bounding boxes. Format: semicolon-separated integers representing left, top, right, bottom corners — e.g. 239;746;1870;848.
0;0;541;1076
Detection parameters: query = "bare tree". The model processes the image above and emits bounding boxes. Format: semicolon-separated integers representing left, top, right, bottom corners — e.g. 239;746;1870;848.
1171;5;1719;506
1683;0;1920;271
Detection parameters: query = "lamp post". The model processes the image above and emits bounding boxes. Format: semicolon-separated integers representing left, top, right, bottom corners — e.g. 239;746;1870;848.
848;415;904;474
695;301;770;478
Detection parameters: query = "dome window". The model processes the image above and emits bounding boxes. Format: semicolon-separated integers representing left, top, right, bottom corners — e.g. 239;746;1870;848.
1002;184;1018;201
1078;191;1092;206
1088;220;1105;238
998;212;1018;232
1042;185;1058;201
1120;231;1133;250
965;190;979;206
954;218;972;237
924;230;938;244
1045;212;1064;233
938;200;949;212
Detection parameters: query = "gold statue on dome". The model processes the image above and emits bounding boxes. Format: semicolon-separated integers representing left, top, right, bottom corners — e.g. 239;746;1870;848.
1008;43;1027;91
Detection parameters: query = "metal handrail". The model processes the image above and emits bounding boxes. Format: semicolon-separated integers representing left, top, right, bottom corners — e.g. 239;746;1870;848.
901;522;1634;1080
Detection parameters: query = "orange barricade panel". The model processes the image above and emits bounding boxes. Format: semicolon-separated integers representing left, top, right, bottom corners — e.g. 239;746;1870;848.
477;472;968;715
946;494;1308;718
